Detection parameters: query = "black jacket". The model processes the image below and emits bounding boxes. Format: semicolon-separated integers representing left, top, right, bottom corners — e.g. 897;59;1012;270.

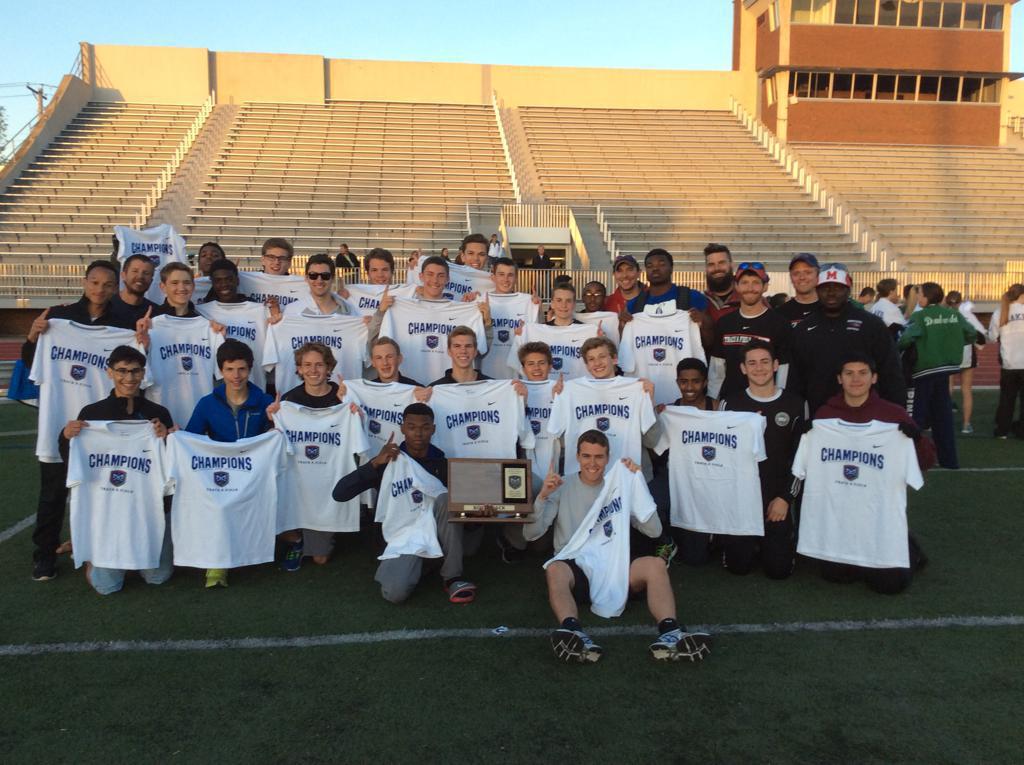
152;300;200;318
788;304;905;414
332;442;447;503
21;296;133;366
57;391;173;463
428;370;493;386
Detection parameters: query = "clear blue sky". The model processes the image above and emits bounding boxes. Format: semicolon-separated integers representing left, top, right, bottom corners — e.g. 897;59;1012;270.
2;0;1022;140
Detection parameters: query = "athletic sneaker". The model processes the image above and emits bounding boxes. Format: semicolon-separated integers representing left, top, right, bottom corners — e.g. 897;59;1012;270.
550;628;603;663
655;539;678;567
495;532;525;563
961;424;974;435
282;539;303;572
649;629;712;662
205;568;228;588
32;560;56;582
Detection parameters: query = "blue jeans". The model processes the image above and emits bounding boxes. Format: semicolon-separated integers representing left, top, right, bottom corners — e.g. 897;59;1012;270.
89;519;173;595
911;372;958;469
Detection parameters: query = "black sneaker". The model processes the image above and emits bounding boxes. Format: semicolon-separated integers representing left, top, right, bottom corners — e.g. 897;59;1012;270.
32;560;57;582
655;539;678;567
550;628;603;663
649;629;712;662
496;532;526;564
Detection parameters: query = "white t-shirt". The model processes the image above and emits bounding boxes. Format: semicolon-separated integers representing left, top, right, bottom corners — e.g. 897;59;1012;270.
195;301;270;388
870;296;904;328
29;320;146;463
114;224;187;304
483;292;539;380
263;313;368;391
376;452;448;560
237;272;309;312
147;315;223;427
429;379;534;458
379;298;488;386
576;311;620;347
167;429;286;568
405;260;494;301
282;292;355;318
548;376;655;475
345;379;418;508
66;421;171;570
523;379;559;484
343;283;417;317
792;419;923;569
988;302;1024;369
653;407;767;536
544;462;657;618
618;310;705;406
509;323;598;380
274;402;369;533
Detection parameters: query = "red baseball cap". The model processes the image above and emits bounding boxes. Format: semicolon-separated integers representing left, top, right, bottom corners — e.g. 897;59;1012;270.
734;261;769;283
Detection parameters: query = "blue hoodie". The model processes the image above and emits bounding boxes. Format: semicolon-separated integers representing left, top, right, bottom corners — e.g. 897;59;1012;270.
185;382;274;442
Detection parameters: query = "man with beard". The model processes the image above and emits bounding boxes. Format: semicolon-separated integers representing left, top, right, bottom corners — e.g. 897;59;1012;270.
777;253;821;327
604;255;645;317
110;254;158;326
702;243;739;322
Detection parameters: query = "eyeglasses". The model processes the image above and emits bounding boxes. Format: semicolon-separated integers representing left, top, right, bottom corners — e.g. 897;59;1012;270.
110;367;144;377
262;254;292;263
307;272;333;281
738;262;764;271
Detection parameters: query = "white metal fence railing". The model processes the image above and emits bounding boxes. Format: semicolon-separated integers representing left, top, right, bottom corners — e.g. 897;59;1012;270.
492;92;522;204
132;92;215;228
730;97;895;271
501;204;569;228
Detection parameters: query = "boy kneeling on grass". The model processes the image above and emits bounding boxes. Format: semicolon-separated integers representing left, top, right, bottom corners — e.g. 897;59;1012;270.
525;430;711;664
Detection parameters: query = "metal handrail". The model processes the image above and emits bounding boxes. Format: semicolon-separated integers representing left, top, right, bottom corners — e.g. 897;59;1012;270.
567;208;589;269
492;91;522;203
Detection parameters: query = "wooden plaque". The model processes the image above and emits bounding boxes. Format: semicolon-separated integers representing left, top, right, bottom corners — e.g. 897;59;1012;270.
446;458;534;523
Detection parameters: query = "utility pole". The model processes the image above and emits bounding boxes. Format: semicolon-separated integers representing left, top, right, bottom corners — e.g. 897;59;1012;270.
26;84;47;117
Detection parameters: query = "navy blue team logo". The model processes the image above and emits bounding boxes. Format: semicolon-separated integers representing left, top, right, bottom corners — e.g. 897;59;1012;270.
497;329;510;343
596;417;610;432
843;464;859;481
70;365;87;381
426;335;439;349
530;419;541;435
305;445;320;460
181;356;193;371
509;475;522;490
411;489;424;504
702;446;716;461
602;520;613;538
147;255;161;267
213;471;230;487
653;348;667;362
467;425;481;440
368;420;381;435
109;470;127;487
551;357;563;371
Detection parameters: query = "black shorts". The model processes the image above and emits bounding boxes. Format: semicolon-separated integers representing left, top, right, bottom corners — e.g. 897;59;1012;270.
565;559;591;605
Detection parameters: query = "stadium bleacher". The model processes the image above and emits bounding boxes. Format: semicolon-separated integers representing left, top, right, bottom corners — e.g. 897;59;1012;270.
790;142;1024;272
516;106;868;268
180;101;515;267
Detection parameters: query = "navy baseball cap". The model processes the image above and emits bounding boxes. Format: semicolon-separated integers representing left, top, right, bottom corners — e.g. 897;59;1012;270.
789;252;820;270
613;255;640;271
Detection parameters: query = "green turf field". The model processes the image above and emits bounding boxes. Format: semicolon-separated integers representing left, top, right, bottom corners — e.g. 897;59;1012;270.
0;392;1021;764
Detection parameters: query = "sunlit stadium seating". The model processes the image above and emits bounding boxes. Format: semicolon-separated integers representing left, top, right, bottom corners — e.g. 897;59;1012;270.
791;143;1024;271
181;101;515;266
517;106;868;268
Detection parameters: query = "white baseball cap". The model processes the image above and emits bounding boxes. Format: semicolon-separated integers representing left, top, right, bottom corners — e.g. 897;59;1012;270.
817;264;853;287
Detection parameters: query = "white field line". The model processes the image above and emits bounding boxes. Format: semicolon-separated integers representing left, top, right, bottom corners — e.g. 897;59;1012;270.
0;429;36;437
931;467;1024;472
0;514;33;544
0;615;1020;658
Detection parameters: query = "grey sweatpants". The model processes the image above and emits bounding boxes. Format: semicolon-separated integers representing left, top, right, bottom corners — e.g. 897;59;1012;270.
374;496;483;603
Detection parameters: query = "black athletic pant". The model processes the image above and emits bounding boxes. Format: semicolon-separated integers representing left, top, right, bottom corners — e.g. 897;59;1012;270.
994;368;1024;437
818;534;925;595
33;461;70;565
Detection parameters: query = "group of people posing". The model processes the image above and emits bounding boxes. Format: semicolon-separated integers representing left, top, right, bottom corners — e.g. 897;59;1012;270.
21;233;1024;664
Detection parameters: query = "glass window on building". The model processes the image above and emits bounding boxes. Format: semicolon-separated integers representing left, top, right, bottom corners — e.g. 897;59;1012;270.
941;2;963;27
983;4;1004;30
898;0;920;25
918;76;940;101
853;73;874;99
875;74;897;100
920;1;942;26
794;71;812;98
960;78;982;102
896;75;917;100
962;3;984;29
834;0;857;23
878;0;899;25
811;72;832;98
938;76;961;101
856;0;877;24
791;0;833;23
981;78;1000;103
832;73;854;98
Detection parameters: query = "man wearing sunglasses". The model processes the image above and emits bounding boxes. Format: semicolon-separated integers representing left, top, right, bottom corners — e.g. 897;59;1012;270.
284;254;355;317
708;262;791;402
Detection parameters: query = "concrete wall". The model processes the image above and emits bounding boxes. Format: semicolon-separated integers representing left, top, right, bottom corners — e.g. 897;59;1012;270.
788;101;1001;145
213;51;325;105
0;74;92;195
1006;80;1024;118
84;44;209;104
